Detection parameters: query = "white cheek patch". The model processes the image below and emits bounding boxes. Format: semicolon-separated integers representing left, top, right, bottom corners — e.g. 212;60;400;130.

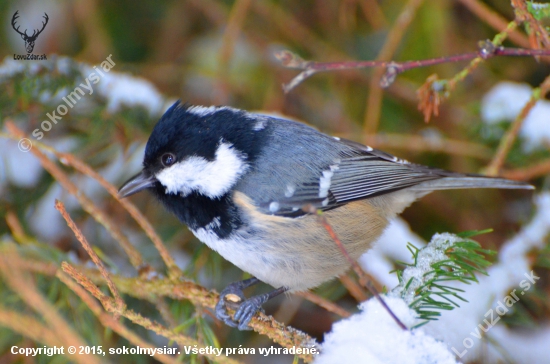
155;143;249;198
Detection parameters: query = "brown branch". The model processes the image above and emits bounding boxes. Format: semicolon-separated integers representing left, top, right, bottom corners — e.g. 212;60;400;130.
305;205;407;331
219;0;252;67
60;263;242;364
485;74;550;176
55;200;125;314
512;0;550;51
358;0;387;29
277;45;550;94
0;254;102;364
364;0;426;135
502;159;550;180
419;21;521;121
13;252;319;362
296;291;352;318
42;142;177;276
339;274;368;302
343;133;493;159
57;271;181;364
0;306;64;350
4;121;145;269
458;0;531;48
5;211;27;242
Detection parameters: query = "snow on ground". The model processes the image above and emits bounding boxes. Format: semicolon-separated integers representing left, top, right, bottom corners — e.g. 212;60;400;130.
316;297;458;364
332;193;550;363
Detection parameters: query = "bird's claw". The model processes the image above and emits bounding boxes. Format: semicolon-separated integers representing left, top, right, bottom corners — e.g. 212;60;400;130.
215;283;268;330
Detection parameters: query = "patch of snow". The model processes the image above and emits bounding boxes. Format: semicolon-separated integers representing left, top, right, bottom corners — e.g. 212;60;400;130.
481;81;550;150
316;297;458;364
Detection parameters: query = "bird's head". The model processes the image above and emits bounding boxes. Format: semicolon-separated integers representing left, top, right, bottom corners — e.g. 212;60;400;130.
119;101;266;200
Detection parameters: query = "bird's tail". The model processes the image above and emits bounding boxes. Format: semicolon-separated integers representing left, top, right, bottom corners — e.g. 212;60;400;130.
410;176;534;192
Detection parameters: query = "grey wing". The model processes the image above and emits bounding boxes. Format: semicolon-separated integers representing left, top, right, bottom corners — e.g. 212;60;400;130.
251;136;453;217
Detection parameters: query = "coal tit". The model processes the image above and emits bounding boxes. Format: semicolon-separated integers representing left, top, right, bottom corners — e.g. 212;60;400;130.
119;101;533;330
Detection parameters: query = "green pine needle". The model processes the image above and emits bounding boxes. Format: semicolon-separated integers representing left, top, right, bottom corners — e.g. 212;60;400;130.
391;232;495;326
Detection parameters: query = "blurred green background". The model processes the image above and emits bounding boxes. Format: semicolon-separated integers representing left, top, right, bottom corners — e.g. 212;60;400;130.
1;1;549;363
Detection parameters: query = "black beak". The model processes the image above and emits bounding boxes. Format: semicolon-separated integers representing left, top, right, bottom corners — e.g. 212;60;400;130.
118;171;156;198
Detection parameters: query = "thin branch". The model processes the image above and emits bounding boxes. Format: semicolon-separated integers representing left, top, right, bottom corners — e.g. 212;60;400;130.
502;159;550;180
418;21;521;121
0;254;102;364
41;141;177;275
296;291;352;318
4;121;145;269
339;274;368;302
364;0;426;135
345;133;494;159
60;263;243;364
57;271;181;364
0;306;64;350
457;0;531;48
5;211;26;242
304;205;408;331
485;74;550;176
55;200;125;314
277;44;550;93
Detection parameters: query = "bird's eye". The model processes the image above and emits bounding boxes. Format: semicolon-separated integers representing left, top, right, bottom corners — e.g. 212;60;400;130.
161;153;176;167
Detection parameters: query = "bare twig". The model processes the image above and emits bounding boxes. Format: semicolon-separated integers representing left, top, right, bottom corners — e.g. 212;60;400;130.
0;306;64;351
5;211;27;242
57;271;181;364
0;254;102;364
4;122;145;269
296;291;352;318
458;0;530;48
364;0;426;135
55;200;125;314
46;143;177;275
304;205;408;330
502;159;550;180
60;263;242;364
277;45;550;93
418;21;522;121
485;74;550;176
341;132;493;159
339;274;368;302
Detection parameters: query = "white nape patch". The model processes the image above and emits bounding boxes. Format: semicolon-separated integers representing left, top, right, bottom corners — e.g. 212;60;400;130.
156;142;248;198
333;136;340;141
322;198;329;207
319;170;334;198
365;145;373;151
187;105;227;117
253;118;267;131
269;202;280;213
285;184;296;198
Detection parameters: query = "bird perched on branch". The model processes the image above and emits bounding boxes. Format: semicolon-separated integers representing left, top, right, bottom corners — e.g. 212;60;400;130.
119;101;533;330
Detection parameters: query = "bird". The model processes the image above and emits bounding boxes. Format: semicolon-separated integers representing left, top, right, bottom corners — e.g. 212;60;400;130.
119;101;533;330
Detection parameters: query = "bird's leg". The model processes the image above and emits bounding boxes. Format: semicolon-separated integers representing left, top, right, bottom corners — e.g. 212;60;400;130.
215;277;288;330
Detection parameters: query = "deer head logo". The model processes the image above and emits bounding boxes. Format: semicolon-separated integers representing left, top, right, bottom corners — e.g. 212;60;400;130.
11;11;49;54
